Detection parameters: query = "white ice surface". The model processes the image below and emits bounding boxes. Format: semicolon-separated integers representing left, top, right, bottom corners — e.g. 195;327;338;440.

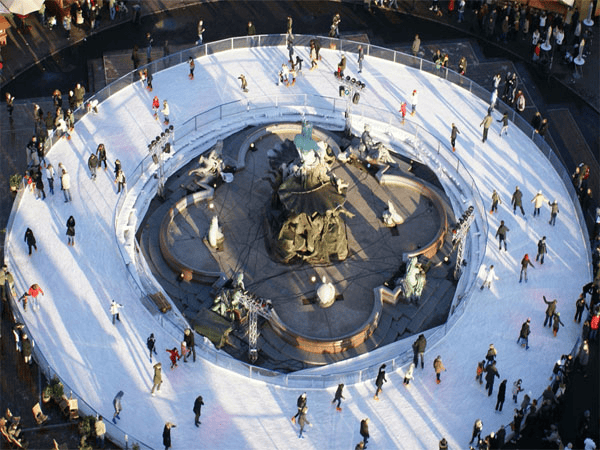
6;46;591;449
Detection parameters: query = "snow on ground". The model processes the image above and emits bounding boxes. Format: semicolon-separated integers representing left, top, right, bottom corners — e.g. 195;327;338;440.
6;45;591;449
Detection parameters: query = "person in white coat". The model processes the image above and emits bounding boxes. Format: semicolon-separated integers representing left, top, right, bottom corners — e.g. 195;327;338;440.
481;265;499;290
110;300;123;324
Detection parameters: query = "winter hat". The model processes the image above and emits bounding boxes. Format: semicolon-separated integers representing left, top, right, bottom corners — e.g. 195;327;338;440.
527;318;531;322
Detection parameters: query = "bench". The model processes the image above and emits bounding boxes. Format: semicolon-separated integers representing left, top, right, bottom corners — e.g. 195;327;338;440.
148;292;171;313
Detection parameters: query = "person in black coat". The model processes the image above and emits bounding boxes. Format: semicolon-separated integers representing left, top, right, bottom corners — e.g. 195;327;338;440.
543;296;557;327
24;228;37;255
193;395;204;427
332;383;345;411
517;318;531;349
374;364;387;400
360;418;369;447
412;334;427;369
96;143;108;170
485;362;500;396
496;379;507;411
183;328;195;362
291;393;306;423
162;422;175;449
66;216;76;246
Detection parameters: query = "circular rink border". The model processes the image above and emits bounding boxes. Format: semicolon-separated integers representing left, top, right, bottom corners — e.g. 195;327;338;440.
4;37;591;449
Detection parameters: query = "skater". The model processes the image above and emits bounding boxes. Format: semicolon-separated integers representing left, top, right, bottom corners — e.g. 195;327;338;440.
287;37;294;63
496;380;507;411
450;123;460;151
410;89;418;115
24;228;37;255
433;355;446;384
96;143;108;170
485;361;499;396
294;56;303;74
112;391;123;424
61;168;72;203
511;186;525;216
147;333;158;361
291;393;307;423
542;296;558;328
399;101;407;125
374;363;387;399
512;379;523;403
145;69;153;91
66;215;76;246
196;19;205;45
188;57;195;79
519;254;534;282
548;200;559;225
193;395;204;426
403;363;415;386
26;283;45;311
46;164;55;195
34;173;46;200
297;406;310;439
536;236;547;264
485;344;497;363
88;152;98;180
309;42;318;70
162;100;170;125
470;419;483;445
238;74;248;92
332;383;345;411
574;294;588;323
412;333;426;368
552;312;564;337
151;362;162;395
152;96;160;119
110;300;123;324
183;328;196;362
360;418;369;448
476;360;485;384
357;45;364;73
531;191;548;217
166;347;180;369
495;220;509;251
115;168;126;194
480;112;493;143
480;265;498;290
162;422;175;450
517;318;531;349
180;341;189;363
337;55;346;78
498;112;509;137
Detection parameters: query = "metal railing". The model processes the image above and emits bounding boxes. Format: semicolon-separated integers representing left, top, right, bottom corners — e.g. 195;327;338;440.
5;35;591;393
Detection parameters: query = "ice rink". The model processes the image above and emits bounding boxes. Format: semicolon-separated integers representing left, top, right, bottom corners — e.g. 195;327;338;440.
6;43;591;449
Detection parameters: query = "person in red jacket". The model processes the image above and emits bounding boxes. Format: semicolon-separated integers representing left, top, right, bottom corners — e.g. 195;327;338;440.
519;254;534;283
25;283;45;311
166;347;180;369
152;96;160;120
399;101;407;125
590;312;599;341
